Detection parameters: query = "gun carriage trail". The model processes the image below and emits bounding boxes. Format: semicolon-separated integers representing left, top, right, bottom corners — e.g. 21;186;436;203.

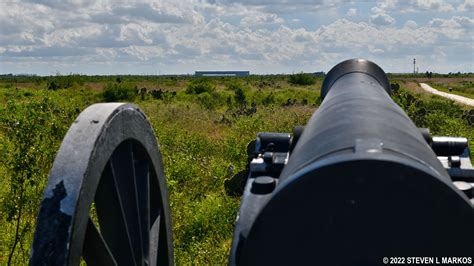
419;83;474;107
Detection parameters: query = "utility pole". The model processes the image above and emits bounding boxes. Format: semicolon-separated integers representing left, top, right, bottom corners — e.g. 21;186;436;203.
413;58;416;74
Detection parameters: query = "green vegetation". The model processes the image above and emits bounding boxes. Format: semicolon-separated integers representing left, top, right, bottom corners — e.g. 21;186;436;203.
47;75;86;91
288;72;316;86
387;73;474;99
102;82;137;102
185;77;215;94
0;74;472;264
428;82;474;99
226;80;247;106
0;87;96;264
391;85;474;157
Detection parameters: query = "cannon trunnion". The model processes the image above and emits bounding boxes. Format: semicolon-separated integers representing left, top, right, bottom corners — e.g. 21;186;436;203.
229;59;474;265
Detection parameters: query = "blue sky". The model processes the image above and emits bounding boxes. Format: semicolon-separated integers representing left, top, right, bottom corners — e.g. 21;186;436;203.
0;0;472;75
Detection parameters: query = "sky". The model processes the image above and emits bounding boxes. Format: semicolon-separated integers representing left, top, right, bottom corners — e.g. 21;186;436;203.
0;0;473;75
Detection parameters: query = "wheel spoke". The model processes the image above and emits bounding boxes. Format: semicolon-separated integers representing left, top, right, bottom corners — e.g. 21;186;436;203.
31;104;174;265
95;162;136;265
149;169;170;265
133;143;151;263
83;217;117;266
109;142;143;265
149;212;161;266
157;212;171;265
149;169;163;229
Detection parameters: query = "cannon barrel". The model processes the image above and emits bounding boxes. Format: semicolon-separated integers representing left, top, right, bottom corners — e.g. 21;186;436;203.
29;59;473;265
230;59;474;265
281;58;448;181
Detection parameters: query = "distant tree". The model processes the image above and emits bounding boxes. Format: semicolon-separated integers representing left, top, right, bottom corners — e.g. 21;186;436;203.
226;80;247;107
288;72;315;85
234;87;246;106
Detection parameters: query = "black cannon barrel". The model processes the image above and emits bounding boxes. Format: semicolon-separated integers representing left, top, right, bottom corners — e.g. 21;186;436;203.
280;58;448;180
237;59;474;265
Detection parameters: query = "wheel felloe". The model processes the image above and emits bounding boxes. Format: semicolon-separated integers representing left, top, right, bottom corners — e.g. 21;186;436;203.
30;103;173;265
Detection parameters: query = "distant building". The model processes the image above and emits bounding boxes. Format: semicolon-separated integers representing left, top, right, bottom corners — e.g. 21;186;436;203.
195;71;250;77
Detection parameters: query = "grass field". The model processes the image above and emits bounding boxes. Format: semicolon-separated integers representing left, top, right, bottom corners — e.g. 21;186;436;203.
428;82;474;99
395;76;474;99
0;74;472;264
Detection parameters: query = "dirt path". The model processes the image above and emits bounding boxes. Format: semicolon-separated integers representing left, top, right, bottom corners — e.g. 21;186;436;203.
419;83;474;107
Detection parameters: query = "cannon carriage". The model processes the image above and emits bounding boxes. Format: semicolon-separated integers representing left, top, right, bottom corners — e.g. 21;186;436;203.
30;59;474;265
30;104;173;265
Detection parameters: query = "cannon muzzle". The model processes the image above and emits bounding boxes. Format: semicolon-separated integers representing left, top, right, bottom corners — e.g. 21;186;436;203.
230;59;474;265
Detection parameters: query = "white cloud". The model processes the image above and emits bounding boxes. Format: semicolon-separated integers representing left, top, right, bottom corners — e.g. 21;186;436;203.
404;20;418;28
346;8;357;17
0;0;472;74
429;16;474;28
292;28;315;42
370;13;395;26
458;0;474;11
377;0;454;12
208;0;330;14
370;7;396;26
112;2;204;24
240;12;284;26
23;0;96;10
429;16;473;40
415;0;453;11
3;46;91;57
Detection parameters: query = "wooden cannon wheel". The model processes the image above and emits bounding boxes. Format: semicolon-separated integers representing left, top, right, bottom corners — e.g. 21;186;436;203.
30;103;173;265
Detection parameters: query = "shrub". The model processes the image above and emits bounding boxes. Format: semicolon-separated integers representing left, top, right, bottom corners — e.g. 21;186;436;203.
262;92;275;106
288;72;315;86
102;83;137;102
198;92;215;109
234;87;246;106
47;80;60;90
0;96;79;264
226;80;241;91
186;78;214;94
198;92;225;110
46;75;86;90
226;81;247;107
